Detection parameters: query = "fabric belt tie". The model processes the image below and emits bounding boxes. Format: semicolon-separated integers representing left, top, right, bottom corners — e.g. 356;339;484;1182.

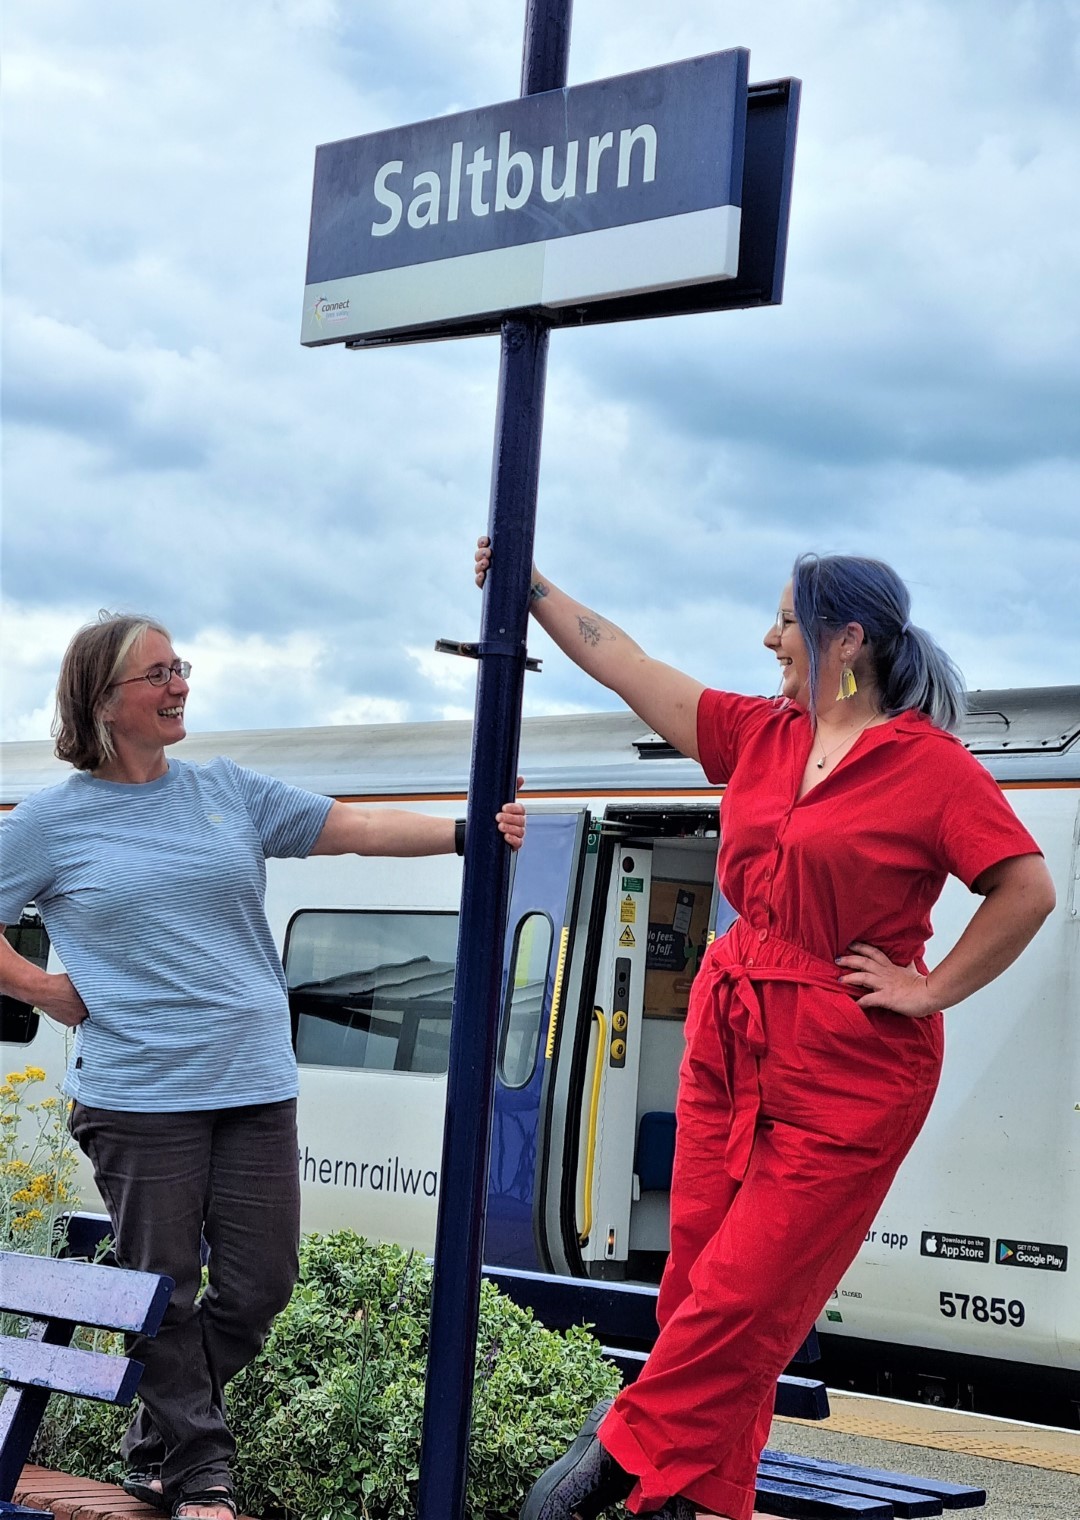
697;928;849;1182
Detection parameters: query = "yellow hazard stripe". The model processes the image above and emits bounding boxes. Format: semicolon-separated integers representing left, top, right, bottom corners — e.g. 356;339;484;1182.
545;926;571;1060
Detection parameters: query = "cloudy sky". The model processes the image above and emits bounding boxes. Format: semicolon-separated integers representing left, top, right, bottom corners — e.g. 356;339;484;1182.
3;0;1079;745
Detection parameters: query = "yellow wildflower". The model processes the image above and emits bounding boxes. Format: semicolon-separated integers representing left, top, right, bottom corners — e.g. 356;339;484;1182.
9;1208;45;1231
0;1084;17;1100
1;1159;30;1176
40;1098;59;1111
0;1115;15;1126
10;1188;35;1204
24;1067;46;1082
6;1072;28;1085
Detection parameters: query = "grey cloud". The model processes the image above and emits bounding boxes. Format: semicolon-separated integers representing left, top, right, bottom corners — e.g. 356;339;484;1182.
604;347;1080;475
3;0;1079;745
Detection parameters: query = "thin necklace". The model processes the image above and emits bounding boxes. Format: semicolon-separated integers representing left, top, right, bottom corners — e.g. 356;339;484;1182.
814;714;878;770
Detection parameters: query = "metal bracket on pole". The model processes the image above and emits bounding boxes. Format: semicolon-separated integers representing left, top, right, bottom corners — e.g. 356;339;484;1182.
434;637;542;672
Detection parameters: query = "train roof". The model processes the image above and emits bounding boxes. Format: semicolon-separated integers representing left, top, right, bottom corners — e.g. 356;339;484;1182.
2;687;1078;804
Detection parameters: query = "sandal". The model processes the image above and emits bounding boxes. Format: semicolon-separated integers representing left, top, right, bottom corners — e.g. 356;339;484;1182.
122;1471;167;1511
171;1489;237;1520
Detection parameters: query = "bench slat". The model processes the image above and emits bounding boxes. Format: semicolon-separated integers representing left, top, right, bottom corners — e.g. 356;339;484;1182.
0;1254;171;1336
482;1266;816;1367
756;1476;893;1516
762;1451;987;1509
759;1459;942;1517
600;1347;829;1420
774;1375;831;1420
0;1336;142;1406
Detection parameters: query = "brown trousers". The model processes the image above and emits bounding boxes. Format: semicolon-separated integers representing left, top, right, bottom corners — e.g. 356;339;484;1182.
70;1099;300;1501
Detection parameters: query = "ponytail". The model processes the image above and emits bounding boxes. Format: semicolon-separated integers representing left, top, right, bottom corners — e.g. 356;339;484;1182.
877;622;966;732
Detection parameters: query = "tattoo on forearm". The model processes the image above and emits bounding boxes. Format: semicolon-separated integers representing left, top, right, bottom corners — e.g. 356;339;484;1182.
578;616;614;647
529;579;549;603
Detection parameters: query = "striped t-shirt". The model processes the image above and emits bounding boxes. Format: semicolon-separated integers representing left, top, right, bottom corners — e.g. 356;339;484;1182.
0;757;332;1111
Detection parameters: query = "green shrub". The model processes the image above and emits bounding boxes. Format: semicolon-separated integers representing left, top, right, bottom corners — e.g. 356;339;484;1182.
34;1231;621;1519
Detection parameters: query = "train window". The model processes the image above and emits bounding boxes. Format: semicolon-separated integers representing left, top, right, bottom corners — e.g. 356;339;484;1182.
1;908;48;1046
498;912;553;1089
284;910;459;1074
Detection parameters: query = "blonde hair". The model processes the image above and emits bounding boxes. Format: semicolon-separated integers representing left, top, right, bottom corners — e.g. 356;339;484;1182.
53;611;172;771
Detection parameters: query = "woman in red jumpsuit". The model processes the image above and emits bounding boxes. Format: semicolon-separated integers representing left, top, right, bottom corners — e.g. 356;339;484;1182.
476;545;1055;1520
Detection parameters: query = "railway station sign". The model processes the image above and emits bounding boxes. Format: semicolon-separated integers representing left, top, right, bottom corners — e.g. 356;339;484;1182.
302;48;801;349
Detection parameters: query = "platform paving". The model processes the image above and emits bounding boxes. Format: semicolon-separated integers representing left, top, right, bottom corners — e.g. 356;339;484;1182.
772;1393;1080;1520
13;1467;259;1520
17;1394;1080;1520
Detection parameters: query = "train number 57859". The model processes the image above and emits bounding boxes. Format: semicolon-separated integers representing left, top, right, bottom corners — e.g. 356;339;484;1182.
939;1292;1025;1327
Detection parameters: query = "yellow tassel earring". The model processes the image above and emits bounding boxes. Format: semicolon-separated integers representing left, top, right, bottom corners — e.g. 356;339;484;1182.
838;666;858;701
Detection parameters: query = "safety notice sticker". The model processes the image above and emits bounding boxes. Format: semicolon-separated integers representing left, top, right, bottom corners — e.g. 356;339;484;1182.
620;896;637;923
619;926;636;946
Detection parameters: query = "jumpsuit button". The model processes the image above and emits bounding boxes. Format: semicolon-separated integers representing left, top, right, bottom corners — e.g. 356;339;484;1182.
764;867;772;880
746;957;755;968
758;929;768;943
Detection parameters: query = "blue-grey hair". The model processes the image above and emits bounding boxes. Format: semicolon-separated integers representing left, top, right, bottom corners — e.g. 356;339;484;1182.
791;554;966;731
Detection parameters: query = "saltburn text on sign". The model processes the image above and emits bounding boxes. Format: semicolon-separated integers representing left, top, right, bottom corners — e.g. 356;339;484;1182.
302;50;749;346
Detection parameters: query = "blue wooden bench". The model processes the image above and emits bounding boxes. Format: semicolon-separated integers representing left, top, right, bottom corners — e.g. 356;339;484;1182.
483;1266;830;1420
0;1250;173;1520
483;1266;986;1519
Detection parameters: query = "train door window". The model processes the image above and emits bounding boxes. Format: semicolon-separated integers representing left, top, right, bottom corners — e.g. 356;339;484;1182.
1;908;48;1045
284;910;458;1074
498;912;553;1089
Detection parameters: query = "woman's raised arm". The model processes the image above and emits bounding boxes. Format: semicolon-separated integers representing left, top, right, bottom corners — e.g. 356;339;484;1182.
476;541;705;762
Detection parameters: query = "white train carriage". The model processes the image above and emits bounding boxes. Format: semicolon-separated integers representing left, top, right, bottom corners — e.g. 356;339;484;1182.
2;687;1078;1424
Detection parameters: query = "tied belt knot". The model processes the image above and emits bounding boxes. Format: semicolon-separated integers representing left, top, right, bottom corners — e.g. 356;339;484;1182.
697;926;847;1182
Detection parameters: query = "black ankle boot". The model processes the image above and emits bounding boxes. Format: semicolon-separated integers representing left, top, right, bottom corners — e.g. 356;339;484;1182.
519;1398;635;1520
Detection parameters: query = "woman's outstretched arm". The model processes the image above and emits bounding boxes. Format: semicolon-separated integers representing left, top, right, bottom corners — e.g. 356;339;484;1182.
309;798;525;857
476;541;705;762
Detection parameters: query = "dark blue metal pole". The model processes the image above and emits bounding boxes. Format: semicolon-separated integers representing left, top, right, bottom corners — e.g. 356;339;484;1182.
416;6;573;1520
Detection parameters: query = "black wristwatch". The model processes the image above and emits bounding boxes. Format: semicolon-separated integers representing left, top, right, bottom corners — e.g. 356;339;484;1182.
454;818;467;856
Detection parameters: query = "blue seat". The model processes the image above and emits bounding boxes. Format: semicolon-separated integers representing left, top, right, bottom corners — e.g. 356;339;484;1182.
635;1110;676;1191
0;1251;172;1518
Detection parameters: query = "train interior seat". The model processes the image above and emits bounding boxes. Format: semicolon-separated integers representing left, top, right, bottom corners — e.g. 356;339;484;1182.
634;1109;676;1191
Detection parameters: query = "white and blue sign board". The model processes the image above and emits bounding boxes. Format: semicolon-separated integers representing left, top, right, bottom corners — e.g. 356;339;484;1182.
303;49;751;347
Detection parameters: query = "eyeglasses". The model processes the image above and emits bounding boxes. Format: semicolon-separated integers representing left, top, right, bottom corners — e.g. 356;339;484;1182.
773;610;797;634
112;660;191;689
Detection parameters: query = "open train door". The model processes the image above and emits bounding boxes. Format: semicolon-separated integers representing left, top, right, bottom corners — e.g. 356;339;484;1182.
485;808;592;1270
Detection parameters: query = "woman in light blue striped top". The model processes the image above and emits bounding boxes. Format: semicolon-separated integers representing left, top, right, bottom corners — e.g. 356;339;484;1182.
0;611;524;1520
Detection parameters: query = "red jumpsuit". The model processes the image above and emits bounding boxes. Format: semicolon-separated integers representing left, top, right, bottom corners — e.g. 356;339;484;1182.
598;691;1041;1520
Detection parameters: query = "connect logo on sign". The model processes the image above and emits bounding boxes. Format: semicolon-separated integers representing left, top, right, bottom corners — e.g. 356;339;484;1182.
312;295;351;325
